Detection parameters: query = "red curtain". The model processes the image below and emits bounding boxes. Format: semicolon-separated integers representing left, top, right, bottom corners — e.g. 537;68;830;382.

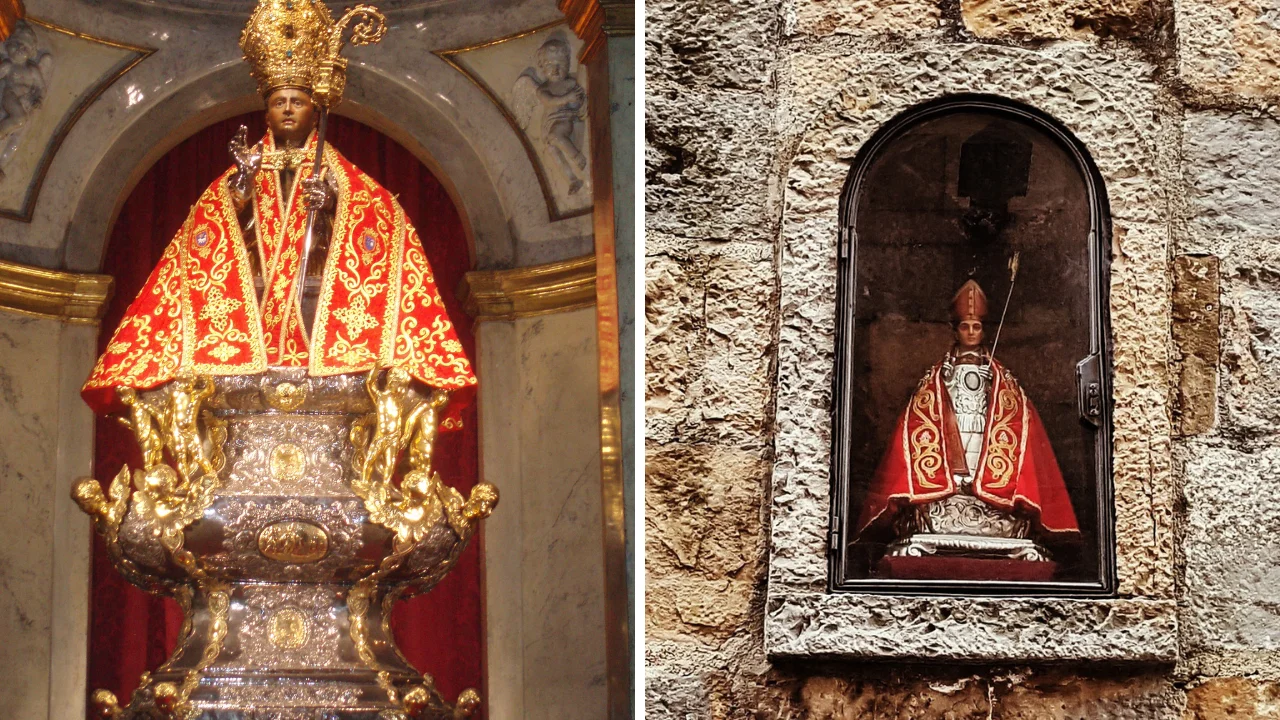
89;113;484;714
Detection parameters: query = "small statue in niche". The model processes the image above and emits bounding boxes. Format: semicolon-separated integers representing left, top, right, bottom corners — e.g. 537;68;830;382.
0;21;54;175
855;279;1080;578
512;34;588;195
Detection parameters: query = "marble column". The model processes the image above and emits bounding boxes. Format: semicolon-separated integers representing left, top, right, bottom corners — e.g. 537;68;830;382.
479;308;608;720
0;312;97;720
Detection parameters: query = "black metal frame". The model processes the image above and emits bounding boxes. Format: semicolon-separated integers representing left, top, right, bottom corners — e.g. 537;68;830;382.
827;94;1118;597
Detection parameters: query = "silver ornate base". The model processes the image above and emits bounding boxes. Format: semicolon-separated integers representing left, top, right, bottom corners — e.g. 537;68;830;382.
886;533;1051;562
76;368;493;720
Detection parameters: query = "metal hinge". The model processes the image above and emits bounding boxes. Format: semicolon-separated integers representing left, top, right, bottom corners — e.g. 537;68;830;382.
838;226;851;261
1076;353;1103;428
828;526;842;554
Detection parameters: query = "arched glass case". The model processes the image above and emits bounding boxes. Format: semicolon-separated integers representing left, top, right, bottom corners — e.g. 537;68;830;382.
829;96;1116;595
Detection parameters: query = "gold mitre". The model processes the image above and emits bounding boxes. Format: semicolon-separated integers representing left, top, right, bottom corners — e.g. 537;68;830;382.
239;0;387;107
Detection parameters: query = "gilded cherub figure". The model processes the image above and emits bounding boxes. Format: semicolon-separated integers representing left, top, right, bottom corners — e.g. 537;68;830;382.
117;387;166;470
362;364;415;488
165;376;217;485
512;35;588;195
403;389;450;477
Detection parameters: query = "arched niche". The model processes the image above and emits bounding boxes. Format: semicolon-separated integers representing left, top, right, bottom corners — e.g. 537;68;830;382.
829;95;1116;595
63;62;514;273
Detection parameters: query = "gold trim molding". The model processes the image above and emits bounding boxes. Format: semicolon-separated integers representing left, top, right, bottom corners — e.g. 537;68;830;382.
458;254;596;321
0;258;114;324
558;0;633;62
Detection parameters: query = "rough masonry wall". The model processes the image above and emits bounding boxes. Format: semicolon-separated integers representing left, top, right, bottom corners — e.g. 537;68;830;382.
647;0;1280;717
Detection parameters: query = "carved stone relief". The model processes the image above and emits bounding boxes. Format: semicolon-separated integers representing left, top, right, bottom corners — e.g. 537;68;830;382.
0;19;151;221
437;22;592;221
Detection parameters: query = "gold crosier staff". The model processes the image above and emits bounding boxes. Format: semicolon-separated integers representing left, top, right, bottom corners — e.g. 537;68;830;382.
987;251;1020;365
293;4;387;308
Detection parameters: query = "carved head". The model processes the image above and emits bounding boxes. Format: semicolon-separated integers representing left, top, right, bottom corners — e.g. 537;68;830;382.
151;682;180;713
266;87;317;147
385;366;412;392
402;686;430;717
536;37;571;82
463;482;499;521
5;25;37;64
454;688;481;718
951;280;988;352
89;689;120;719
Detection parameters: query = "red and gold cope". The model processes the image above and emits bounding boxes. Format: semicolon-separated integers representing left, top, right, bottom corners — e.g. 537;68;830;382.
83;131;476;426
856;357;1080;539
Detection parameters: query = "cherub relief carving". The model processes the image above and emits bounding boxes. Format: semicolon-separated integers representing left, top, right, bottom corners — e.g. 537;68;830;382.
511;35;588;195
0;22;54;177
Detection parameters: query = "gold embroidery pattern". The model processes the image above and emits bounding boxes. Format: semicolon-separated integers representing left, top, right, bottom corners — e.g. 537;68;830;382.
309;147;404;377
84;133;478;408
84;216;188;393
981;367;1022;490
183;173;267;376
259;132;318;367
394;228;475;389
907;379;946;490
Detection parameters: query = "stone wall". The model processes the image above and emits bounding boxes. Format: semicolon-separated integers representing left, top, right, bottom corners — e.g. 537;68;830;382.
645;0;1280;717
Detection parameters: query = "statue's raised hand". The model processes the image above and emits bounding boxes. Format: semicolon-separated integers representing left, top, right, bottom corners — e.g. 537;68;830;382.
228;125;263;187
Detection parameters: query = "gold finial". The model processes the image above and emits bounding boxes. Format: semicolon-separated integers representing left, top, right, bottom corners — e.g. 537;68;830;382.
239;0;387;107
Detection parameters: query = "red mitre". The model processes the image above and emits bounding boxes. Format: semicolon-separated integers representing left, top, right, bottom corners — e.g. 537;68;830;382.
83;131;477;429
952;279;988;321
856;356;1080;540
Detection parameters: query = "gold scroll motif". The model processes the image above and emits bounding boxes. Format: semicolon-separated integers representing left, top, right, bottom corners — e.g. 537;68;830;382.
981;370;1023;490
908;383;946;490
258;520;330;563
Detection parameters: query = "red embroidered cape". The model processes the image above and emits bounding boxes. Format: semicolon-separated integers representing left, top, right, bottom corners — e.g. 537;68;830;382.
856;356;1080;538
83;131;476;427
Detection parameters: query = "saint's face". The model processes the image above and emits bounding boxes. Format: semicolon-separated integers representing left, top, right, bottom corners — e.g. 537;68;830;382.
956;319;984;351
266;88;316;146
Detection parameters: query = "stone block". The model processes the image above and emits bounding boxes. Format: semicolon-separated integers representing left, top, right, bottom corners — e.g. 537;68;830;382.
766;593;1178;662
1178;0;1280;102
1180;441;1280;658
961;0;1162;39
1172;255;1220;436
784;0;940;39
1183;112;1280;247
799;672;1183;720
646;0;778;92
646;82;778;243
645;252;777;446
1184;678;1280;720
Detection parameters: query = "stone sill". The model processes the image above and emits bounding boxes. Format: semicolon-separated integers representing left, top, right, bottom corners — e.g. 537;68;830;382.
764;591;1177;663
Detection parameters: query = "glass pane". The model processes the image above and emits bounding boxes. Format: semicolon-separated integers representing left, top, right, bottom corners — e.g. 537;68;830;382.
840;106;1108;588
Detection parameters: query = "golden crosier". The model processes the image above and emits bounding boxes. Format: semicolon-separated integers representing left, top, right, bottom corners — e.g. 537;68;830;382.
238;0;388;107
